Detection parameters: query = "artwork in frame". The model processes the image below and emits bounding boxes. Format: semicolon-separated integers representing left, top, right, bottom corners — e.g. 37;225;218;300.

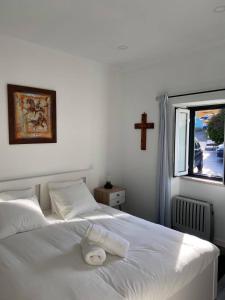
8;84;57;144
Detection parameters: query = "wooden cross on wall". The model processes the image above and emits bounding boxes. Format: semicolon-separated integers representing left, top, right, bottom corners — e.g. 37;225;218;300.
134;113;154;150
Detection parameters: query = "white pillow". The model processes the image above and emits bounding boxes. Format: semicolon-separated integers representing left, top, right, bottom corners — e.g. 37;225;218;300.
49;181;100;219
0;188;35;201
0;197;48;240
48;180;83;213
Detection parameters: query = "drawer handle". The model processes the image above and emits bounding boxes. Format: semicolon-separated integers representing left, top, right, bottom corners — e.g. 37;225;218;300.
116;194;120;197
116;200;120;204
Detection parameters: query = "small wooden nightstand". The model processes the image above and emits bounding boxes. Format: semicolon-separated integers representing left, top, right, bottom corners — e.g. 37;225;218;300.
94;186;126;210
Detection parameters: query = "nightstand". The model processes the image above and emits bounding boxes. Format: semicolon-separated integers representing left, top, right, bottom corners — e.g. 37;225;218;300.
94;186;126;210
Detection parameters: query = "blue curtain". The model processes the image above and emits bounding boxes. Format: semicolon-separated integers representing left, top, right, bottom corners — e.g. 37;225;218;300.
156;94;171;227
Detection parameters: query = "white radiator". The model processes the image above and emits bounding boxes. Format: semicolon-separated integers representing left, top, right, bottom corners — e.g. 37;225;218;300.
172;196;214;241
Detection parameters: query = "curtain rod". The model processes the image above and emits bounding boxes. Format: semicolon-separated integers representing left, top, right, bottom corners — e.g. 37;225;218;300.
168;88;225;99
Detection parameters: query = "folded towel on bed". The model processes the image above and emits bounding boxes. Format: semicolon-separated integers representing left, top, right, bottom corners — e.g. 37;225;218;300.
81;238;106;266
85;224;129;258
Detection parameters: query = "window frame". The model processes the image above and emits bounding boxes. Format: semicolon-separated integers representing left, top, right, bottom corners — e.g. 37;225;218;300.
174;108;190;176
187;104;225;183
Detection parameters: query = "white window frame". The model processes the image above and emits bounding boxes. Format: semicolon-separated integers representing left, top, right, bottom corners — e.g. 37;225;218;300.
174;108;190;176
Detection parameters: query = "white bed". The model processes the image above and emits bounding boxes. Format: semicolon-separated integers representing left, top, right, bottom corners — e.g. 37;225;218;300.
0;170;219;300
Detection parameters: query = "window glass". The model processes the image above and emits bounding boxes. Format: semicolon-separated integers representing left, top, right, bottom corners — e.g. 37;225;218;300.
193;108;224;178
174;108;189;176
178;112;188;172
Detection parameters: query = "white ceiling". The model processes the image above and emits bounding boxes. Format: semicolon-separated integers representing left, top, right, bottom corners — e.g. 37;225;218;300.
0;0;225;67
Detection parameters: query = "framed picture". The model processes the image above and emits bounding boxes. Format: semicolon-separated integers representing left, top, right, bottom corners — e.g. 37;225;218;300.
8;84;57;144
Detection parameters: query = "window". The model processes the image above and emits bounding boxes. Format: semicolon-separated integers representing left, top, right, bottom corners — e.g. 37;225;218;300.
175;104;225;182
174;109;190;176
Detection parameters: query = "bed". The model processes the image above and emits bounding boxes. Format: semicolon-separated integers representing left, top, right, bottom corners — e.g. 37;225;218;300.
0;170;219;300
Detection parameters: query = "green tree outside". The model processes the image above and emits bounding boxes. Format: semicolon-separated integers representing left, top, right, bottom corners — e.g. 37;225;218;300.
207;110;225;144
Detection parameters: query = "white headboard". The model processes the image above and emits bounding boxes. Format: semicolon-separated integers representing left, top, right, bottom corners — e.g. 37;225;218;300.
0;168;92;210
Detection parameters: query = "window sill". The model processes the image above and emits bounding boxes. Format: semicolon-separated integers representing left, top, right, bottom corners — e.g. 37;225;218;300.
181;175;224;187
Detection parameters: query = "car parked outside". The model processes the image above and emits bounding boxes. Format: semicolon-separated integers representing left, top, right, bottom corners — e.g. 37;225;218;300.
216;144;224;158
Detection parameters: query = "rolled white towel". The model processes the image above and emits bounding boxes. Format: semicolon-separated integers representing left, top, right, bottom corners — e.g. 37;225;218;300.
81;238;106;266
85;224;129;258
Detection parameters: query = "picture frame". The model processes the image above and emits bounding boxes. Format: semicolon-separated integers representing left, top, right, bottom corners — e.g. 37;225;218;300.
8;84;57;144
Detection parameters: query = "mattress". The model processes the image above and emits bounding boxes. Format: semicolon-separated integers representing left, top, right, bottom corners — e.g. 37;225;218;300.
0;205;219;300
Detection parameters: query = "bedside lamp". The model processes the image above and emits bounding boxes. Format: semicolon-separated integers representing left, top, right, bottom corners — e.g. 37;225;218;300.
104;174;113;189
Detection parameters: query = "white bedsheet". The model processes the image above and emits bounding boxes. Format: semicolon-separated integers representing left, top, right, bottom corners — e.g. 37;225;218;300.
0;205;219;300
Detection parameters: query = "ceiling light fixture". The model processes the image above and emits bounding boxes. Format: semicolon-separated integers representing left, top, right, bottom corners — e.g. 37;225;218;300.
214;5;225;13
117;45;128;50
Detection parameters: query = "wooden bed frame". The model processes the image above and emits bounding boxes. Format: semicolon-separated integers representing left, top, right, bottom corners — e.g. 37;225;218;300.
0;169;218;300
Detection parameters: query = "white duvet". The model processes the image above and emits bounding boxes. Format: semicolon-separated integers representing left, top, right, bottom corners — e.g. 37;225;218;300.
0;205;219;300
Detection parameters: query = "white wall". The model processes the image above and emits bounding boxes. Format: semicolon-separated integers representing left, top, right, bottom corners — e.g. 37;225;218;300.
2;33;225;243
179;179;225;246
109;44;225;243
0;35;112;190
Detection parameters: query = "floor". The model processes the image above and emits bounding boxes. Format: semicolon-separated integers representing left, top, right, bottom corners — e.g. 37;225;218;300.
218;251;225;281
217;248;225;300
